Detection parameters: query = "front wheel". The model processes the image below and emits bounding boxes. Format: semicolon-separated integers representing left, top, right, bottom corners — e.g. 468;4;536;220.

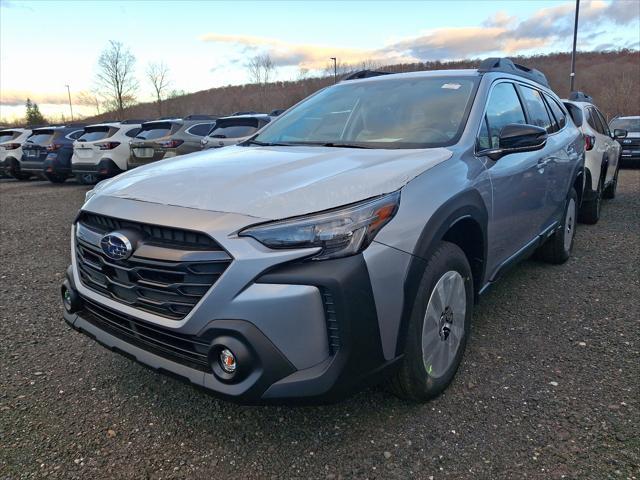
387;241;473;402
536;188;577;264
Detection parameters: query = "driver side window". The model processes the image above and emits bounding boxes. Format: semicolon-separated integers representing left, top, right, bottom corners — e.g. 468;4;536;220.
478;82;527;150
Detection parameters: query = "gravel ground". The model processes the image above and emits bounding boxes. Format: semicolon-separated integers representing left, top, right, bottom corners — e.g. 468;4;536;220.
1;170;638;480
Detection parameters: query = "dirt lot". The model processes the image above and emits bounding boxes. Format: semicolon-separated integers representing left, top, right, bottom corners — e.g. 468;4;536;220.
0;169;638;479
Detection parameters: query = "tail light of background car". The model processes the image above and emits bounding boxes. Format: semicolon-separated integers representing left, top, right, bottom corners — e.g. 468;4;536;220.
96;142;121;150
46;143;63;152
584;135;595;151
158;139;184;149
1;143;20;150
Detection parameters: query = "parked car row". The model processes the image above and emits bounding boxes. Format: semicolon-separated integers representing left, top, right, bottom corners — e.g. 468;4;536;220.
59;58;638;404
0;111;280;184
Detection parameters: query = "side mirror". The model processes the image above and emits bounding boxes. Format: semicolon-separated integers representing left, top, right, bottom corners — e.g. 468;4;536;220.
483;124;548;161
613;129;628;139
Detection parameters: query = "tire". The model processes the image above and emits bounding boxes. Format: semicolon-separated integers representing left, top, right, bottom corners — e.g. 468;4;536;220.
8;160;31;181
45;172;67;184
537;188;578;264
75;173;98;185
387;241;473;402
602;165;619;199
578;179;601;224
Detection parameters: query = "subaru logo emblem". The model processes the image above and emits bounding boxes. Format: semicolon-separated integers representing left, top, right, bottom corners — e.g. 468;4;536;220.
100;232;133;260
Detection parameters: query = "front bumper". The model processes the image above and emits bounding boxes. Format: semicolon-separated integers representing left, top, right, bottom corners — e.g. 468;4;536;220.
63;252;400;404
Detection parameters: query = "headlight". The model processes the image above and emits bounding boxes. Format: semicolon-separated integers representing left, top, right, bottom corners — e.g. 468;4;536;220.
239;191;400;260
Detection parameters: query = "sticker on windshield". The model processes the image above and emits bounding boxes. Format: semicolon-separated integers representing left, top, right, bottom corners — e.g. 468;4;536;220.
441;83;462;90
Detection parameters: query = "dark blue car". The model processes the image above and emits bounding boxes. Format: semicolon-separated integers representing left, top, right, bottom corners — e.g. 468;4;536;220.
20;125;85;183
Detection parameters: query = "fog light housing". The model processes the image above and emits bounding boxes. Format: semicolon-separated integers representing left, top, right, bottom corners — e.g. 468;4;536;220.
61;280;82;313
219;349;237;374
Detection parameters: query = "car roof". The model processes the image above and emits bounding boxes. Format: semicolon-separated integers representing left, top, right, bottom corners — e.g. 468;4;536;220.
216;114;271;121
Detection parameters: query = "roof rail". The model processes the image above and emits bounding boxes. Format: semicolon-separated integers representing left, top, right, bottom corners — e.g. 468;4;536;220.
231;111;258;116
342;70;392;81
478;57;549;87
568;91;593;103
269;108;285;116
120;118;147;124
183;114;218;120
156;116;181;120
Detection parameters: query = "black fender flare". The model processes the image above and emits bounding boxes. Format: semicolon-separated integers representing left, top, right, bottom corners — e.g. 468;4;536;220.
394;189;489;357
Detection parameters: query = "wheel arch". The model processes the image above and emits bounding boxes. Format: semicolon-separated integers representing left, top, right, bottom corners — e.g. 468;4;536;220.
394;189;488;357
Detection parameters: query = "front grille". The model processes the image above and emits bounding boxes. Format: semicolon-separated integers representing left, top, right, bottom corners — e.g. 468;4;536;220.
79;212;219;250
75;213;232;320
322;290;341;355
81;298;211;371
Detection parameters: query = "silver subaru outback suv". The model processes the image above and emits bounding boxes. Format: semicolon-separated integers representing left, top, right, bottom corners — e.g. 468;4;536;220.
62;58;585;404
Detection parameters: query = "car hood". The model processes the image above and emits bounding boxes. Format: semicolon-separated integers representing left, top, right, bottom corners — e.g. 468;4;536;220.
92;145;453;220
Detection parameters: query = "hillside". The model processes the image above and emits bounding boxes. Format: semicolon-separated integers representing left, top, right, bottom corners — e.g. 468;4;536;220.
86;49;639;123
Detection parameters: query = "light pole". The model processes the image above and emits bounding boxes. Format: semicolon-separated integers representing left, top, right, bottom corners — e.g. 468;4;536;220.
330;57;337;84
65;84;74;121
569;0;580;92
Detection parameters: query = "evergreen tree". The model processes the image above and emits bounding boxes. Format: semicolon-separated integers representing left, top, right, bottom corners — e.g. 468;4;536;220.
25;98;46;126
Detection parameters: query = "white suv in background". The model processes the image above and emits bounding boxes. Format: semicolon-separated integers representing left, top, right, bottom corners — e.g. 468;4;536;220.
0;128;32;179
71;120;144;184
563;92;623;224
201;114;271;150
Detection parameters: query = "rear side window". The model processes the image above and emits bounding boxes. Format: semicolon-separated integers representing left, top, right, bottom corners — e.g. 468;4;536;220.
136;122;174;140
478;82;526;150
27;130;55;144
586;108;605;135
545;95;567;130
0;131;19;143
78;126;112;142
67;130;84;140
124;127;141;138
186;123;215;137
520;86;553;132
594;109;611;136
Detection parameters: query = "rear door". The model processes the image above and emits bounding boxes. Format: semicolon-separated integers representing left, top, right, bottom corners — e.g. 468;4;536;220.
477;81;548;264
593;107;619;183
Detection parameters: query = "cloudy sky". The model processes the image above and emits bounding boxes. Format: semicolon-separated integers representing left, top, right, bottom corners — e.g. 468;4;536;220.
1;0;638;121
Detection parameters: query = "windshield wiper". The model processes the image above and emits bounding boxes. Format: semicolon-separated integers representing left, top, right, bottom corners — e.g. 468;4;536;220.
320;142;371;149
245;139;293;147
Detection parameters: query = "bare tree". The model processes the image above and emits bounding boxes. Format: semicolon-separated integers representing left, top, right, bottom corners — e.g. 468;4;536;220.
95;40;138;119
76;90;102;116
147;61;171;116
246;54;276;109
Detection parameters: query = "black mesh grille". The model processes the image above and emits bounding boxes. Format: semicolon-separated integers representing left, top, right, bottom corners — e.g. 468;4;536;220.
322;290;340;355
81;298;211;371
75;213;231;320
78;212;220;250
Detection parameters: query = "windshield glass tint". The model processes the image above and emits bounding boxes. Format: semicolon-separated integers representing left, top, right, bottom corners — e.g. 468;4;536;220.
27;131;54;144
254;76;477;148
136;123;173;140
610;118;640;132
0;132;17;143
78;127;112;142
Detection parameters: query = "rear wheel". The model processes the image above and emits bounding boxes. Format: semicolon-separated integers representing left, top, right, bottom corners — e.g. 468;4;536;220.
388;242;473;402
537;188;577;264
75;173;98;185
578;178;601;224
45;172;68;184
8;160;31;181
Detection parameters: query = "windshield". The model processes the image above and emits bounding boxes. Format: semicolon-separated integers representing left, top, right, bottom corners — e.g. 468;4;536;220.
209;119;261;139
27;130;54;145
78;126;113;142
0;131;18;143
254;76;478;148
610;117;640;132
135;122;174;140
